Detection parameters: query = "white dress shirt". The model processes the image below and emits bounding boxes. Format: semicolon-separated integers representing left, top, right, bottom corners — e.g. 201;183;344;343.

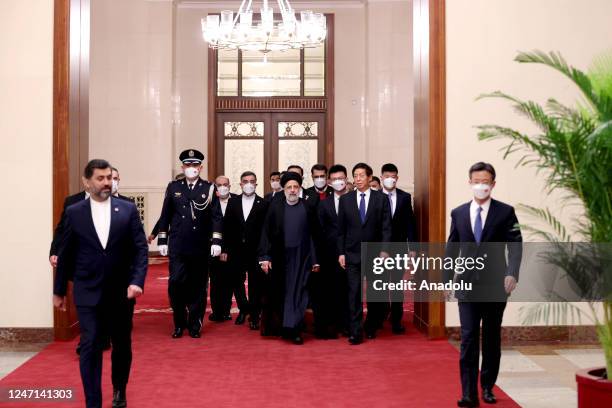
383;189;397;217
90;197;111;249
355;188;371;213
219;197;229;216
334;192;342;214
242;194;255;221
470;198;491;233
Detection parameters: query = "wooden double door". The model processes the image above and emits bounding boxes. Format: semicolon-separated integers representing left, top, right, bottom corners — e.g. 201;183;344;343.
215;112;327;196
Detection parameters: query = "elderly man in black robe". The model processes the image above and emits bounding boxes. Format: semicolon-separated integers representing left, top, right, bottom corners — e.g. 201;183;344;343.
258;172;322;344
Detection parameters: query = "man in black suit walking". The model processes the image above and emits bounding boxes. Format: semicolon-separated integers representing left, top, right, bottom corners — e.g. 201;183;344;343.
446;162;522;407
53;159;148;408
223;171;269;329
380;163;417;334
306;164;334;201
337;162;392;344
316;164;351;338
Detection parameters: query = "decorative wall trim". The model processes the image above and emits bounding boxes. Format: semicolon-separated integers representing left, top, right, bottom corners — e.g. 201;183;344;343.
178;1;367;10
0;328;54;344
447;326;599;345
216;97;327;112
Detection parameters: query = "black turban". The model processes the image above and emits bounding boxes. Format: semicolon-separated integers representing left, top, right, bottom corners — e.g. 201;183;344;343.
281;171;303;187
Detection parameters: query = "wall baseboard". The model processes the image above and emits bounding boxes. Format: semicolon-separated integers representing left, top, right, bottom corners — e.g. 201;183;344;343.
0;328;54;344
446;325;599;345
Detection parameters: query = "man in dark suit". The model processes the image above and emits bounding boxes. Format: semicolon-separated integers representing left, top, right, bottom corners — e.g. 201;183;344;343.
208;175;237;322
49;189;88;268
224;171;269;329
264;171;282;202
315;164;351;338
445;162;522;407
337;162;392;345
53;159;148;408
380;163;417;334
156;149;223;339
306;164;334;201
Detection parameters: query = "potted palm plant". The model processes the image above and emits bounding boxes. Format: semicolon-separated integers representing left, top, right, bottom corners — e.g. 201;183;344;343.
476;50;612;407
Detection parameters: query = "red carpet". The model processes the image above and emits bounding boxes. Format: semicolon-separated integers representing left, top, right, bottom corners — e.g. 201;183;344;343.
0;261;518;407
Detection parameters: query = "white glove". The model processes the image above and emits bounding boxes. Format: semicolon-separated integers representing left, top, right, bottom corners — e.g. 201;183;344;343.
158;245;168;257
211;244;221;257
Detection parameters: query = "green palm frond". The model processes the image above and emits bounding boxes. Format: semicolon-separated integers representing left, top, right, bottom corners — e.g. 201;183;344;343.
520;302;591;326
516;204;573;242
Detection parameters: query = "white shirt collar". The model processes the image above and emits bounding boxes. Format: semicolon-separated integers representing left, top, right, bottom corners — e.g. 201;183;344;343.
470;198;491;212
242;193;255;201
382;188;396;196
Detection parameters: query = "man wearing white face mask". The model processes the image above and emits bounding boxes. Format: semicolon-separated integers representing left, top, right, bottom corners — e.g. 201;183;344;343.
208;176;237;323
306;164;333;201
110;167;135;203
445;162;522;407
155;149;223;339
315;164;351;338
380;163;417;335
264;171;282;202
224;171;269;330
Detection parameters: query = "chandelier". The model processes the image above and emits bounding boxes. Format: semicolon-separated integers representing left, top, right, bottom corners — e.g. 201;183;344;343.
201;0;326;54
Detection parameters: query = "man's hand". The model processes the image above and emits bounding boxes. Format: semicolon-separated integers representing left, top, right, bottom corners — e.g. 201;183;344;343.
158;245;168;256
49;255;58;268
338;255;346;269
220;253;228;262
504;276;517;294
147;235;155;244
260;261;272;274
312;264;320;273
127;285;143;299
53;295;66;311
211;244;221;257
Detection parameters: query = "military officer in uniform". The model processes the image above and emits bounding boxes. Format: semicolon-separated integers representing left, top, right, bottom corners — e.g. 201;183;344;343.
156;149;223;339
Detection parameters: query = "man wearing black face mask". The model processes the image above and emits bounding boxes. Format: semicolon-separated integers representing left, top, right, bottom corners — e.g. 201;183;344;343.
156;149;223;339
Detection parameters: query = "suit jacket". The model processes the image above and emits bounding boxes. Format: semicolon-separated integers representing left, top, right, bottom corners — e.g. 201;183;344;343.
54;197;149;307
337;189;393;265
388;189;417;243
445;198;523;301
264;191;281;202
223;193;269;265
306;185;334;200
49;191;87;256
156;178;223;255
317;195;341;264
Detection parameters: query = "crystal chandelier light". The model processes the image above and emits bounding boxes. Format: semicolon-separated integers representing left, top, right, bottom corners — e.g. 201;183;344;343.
201;0;326;53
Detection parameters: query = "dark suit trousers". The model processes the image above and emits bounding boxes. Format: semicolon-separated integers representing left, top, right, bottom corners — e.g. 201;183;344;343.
168;253;209;331
246;263;264;321
458;301;506;397
311;261;348;334
346;264;364;338
76;298;135;408
209;257;233;316
387;268;406;327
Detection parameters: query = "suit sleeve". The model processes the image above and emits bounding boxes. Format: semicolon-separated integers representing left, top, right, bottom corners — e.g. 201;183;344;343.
406;194;417;243
505;207;523;281
381;195;392;243
337;199;346;257
257;204;274;262
156;182;173;246
54;210;76;296
49;196;70;256
129;205;149;289
308;205;322;266
443;210;460;282
210;192;223;246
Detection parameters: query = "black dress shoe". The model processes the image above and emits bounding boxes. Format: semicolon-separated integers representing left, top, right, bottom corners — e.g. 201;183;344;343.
292;335;304;345
249;320;260;330
75;342;81;355
223;314;232;321
348;336;362;345
189;330;201;338
112;388;127;408
102;337;112;350
235;312;247;325
482;389;496;404
391;325;406;334
208;313;221;322
457;396;479;407
171;328;184;338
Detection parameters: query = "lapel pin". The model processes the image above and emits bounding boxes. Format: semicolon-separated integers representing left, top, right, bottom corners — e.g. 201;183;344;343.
114;207;119;212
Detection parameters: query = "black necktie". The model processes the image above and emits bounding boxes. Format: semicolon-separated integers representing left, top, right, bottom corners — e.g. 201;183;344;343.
189;183;194;190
